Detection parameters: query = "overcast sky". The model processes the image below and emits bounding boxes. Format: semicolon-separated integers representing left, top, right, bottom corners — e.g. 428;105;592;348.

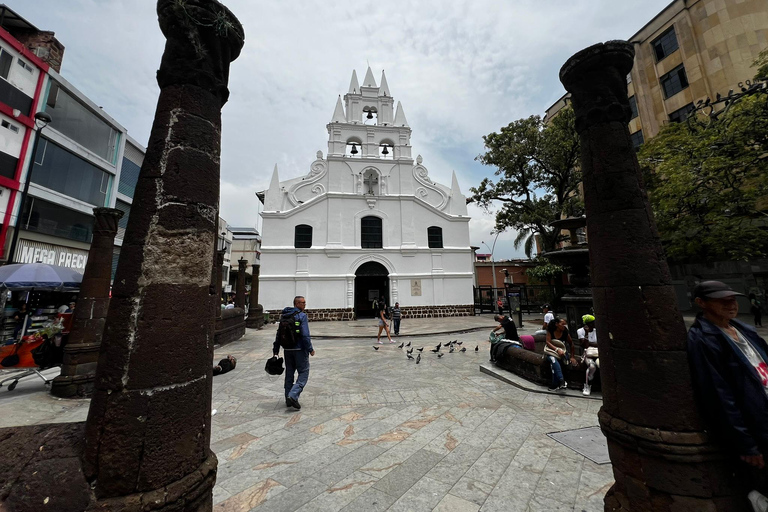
23;0;671;260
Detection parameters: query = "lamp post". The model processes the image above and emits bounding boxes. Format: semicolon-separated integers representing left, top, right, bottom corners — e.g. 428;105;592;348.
481;231;501;292
7;111;52;263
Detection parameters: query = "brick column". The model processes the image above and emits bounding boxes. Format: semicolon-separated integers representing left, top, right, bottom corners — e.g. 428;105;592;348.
560;41;742;511
235;258;246;309
82;0;243;507
246;263;264;328
51;207;123;398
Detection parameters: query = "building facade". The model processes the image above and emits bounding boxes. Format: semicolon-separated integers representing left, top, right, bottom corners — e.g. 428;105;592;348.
259;68;474;320
0;5;145;276
547;0;768;149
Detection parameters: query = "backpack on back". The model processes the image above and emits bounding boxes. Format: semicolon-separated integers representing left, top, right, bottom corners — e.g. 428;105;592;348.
277;313;301;349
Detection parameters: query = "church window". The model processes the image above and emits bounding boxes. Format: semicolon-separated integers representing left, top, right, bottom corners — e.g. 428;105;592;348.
361;216;382;248
363;169;379;195
294;224;312;248
428;226;443;248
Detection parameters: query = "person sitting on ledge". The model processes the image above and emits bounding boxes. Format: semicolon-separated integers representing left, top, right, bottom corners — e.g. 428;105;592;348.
213;355;237;376
492;314;520;342
544;317;577;391
577;314;599;396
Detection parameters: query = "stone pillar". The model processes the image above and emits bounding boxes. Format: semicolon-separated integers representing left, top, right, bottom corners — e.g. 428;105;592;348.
83;0;243;507
215;249;225;319
235;258;246;309
51;207;123;398
560;41;742;511
246;263;264;328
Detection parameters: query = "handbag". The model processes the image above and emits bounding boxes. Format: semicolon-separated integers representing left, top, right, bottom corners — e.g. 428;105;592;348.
585;347;599;358
1;343;20;367
543;338;566;360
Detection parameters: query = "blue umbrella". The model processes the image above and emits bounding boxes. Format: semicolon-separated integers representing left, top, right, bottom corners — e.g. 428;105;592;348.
0;263;83;291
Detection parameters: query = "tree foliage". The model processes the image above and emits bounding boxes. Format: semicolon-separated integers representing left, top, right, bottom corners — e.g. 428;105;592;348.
638;92;768;262
469;107;582;257
754;48;768;80
525;258;568;284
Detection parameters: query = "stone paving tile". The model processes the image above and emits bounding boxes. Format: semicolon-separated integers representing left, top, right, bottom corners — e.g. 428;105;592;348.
372;448;445;498
338;487;398;512
385;476;452;512
248;477;327;512
434;493;481;512
214;478;286;512
295;471;378;512
315;443;389;486
449;476;494;507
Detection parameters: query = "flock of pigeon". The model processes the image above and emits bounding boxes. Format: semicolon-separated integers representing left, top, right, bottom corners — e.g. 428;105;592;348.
372;339;479;364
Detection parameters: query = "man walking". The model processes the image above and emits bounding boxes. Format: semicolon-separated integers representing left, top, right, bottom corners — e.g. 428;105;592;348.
273;296;315;410
687;281;768;511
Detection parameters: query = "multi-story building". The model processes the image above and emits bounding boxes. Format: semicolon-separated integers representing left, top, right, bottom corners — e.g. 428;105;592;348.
0;5;145;273
546;0;768;150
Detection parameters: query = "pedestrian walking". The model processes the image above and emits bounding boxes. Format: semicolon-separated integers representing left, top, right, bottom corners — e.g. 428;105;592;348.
273;296;315;410
750;293;763;327
392;302;402;335
376;295;394;344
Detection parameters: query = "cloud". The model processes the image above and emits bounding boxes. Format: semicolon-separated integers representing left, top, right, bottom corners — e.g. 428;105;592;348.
22;0;672;259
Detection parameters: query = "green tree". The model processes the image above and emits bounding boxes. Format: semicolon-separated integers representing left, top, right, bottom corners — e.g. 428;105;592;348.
638;91;768;262
754;48;768;80
469;107;582;258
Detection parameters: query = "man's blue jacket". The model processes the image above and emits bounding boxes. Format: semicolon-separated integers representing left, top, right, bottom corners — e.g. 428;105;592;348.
273;307;313;354
687;315;768;456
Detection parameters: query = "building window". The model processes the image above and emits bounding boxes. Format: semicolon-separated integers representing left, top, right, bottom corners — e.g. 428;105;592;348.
115;199;131;241
668;103;695;123
630;130;644;152
628;96;639;120
16;59;33;73
651;26;679;62
33;138;111;206
294;224;312;248
45;81;119;162
19;197;94;243
118;155;141;197
1;119;18;133
361;216;383;248
660;64;689;99
427;226;443;249
0;49;12;79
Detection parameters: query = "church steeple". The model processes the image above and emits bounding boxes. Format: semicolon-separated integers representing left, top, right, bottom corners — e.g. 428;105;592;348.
348;70;360;94
379;70;391;97
362;66;377;88
264;164;282;211
394;101;409;127
331;95;345;123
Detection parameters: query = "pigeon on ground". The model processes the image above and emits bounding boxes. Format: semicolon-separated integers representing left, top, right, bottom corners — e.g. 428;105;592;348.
437;342;443;349
407;347;414;354
417;347;424;352
407;354;414;360
475;345;479;352
460;347;467;353
449;347;455;353
416;354;421;364
398;342;404;349
373;346;379;351
430;347;440;353
437;353;444;358
456;341;463;346
406;341;411;347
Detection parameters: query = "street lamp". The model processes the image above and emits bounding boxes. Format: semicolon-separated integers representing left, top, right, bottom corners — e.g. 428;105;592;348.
6;111;52;263
481;231;501;292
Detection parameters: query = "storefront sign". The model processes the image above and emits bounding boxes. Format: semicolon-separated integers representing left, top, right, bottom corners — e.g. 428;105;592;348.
16;239;89;273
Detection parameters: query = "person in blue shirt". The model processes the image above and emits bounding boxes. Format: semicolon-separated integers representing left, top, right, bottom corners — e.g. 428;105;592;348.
273;296;315;410
688;281;768;510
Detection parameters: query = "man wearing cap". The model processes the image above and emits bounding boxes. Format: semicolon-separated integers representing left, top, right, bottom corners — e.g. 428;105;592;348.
577;314;599;396
542;304;554;331
688;281;768;509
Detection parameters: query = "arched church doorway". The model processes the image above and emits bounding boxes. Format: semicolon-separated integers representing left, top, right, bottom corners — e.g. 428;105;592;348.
354;261;389;318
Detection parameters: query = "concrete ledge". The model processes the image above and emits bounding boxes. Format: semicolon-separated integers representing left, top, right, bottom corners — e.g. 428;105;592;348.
480;362;602;400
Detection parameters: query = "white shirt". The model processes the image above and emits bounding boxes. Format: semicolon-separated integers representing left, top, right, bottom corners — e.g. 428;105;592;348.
544;312;554;326
57;305;69;313
577;327;597;344
725;328;768;397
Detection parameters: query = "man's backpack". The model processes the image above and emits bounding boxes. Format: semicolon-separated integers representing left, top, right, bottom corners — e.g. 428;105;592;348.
277;313;301;349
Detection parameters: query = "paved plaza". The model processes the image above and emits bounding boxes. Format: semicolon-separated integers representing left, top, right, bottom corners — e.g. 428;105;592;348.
2;313;765;511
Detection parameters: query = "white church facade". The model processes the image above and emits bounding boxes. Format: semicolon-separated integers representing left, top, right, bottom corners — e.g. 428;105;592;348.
258;68;474;320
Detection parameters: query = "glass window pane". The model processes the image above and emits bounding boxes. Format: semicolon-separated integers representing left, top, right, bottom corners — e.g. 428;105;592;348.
294;225;312;248
0;50;11;79
428;226;443;249
669;103;695;123
44;81;118;161
32;138;109;206
628;96;639;120
361;216;382;248
20;197;93;243
660;65;688;98
630;130;644;152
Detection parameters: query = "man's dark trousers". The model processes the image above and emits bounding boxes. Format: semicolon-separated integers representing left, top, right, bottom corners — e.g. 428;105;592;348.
284;349;310;401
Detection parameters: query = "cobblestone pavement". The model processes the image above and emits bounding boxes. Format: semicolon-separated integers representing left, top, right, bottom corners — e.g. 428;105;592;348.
9;311;762;511
209;324;612;512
